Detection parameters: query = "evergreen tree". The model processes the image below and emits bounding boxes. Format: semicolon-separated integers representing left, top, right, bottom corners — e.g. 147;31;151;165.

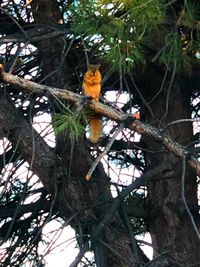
0;0;200;266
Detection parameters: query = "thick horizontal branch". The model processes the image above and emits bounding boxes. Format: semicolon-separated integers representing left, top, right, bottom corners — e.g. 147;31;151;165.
0;64;200;176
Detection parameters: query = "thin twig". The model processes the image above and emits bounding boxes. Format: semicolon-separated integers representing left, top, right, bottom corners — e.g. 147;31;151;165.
0;29;71;44
86;125;123;181
69;243;89;267
162;118;200;131
0;7;28;39
148;67;168;105
181;154;200;242
129;74;154;119
81;37;89;66
159;60;176;127
9;42;28;74
120;203;142;264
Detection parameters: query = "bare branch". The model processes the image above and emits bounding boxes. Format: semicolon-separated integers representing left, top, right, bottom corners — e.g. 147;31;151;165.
181;155;200;242
0;28;71;44
162;118;200;131
69;244;89;267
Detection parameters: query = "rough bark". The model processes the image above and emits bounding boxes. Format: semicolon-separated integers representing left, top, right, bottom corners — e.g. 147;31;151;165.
143;77;200;265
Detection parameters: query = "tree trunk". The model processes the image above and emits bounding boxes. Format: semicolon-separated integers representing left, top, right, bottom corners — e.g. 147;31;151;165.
143;76;200;265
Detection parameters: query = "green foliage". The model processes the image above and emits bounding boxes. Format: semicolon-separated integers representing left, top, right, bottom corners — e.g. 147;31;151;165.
52;105;87;142
160;32;192;74
181;0;200;28
69;0;166;72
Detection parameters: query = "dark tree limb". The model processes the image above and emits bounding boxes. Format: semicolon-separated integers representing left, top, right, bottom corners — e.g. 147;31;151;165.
0;27;71;44
69;163;171;266
0;94;62;193
0;193;50;219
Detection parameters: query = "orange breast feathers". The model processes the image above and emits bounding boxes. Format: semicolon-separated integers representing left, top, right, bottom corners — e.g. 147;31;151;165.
82;64;102;101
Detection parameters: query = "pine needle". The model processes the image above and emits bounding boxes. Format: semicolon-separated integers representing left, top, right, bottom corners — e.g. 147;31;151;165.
52;107;86;142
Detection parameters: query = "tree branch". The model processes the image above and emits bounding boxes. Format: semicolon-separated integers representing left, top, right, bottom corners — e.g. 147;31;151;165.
0;94;62;193
0;64;125;120
69;163;170;266
1;64;200;176
0;27;71;44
